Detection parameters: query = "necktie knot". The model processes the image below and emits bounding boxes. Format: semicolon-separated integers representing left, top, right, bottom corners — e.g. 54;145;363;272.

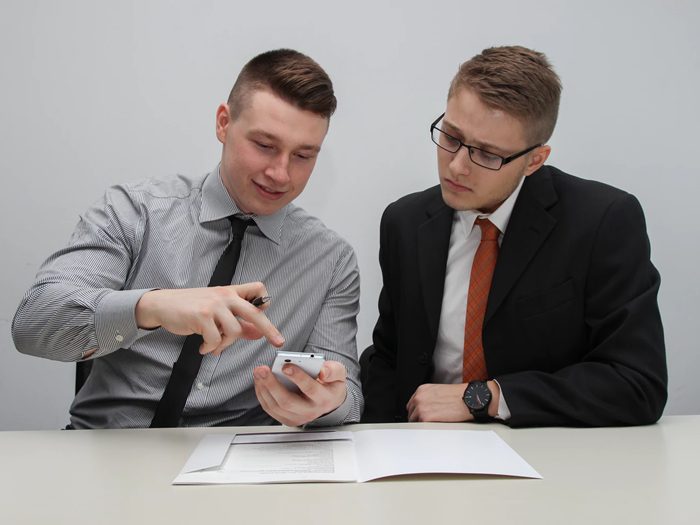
475;218;499;242
229;216;253;238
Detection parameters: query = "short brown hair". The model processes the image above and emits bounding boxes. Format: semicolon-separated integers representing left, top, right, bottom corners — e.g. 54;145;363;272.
448;46;562;144
227;49;337;120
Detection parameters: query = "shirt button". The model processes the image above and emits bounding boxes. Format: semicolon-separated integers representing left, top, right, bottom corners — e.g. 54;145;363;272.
196;382;204;390
115;334;124;343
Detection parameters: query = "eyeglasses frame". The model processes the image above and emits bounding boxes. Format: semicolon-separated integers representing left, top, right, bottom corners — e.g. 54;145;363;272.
430;112;541;171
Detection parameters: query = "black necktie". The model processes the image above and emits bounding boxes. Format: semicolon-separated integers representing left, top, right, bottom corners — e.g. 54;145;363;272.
150;216;251;428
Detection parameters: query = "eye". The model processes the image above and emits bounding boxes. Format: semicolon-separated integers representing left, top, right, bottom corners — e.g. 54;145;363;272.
437;130;457;145
471;148;500;164
294;152;316;161
253;140;274;151
444;135;460;148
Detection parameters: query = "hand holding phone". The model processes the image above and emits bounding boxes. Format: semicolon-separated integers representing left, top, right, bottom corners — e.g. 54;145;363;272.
271;351;325;392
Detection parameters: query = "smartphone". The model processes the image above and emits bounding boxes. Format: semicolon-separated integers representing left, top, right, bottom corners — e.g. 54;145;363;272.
271;351;325;392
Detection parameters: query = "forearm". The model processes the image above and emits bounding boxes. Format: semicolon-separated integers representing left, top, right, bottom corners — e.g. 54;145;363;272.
305;245;363;425
497;358;666;427
12;283;151;361
13;184;149;361
304;339;363;425
304;321;363;425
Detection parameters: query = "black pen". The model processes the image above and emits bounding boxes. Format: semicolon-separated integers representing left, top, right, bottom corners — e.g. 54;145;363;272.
249;296;271;307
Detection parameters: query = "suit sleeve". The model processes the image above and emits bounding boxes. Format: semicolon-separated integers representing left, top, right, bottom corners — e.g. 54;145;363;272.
361;205;401;422
497;193;667;427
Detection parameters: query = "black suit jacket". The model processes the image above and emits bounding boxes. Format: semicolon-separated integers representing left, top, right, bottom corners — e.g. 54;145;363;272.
362;165;667;427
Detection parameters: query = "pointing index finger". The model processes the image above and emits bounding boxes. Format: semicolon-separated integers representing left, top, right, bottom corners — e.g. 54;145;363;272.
233;295;284;347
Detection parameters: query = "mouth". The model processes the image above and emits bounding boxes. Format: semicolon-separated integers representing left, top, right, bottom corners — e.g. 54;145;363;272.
253;180;286;200
442;178;473;193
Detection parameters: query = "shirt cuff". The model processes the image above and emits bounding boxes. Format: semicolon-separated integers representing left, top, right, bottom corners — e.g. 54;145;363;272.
94;288;154;357
493;379;512;421
305;389;353;427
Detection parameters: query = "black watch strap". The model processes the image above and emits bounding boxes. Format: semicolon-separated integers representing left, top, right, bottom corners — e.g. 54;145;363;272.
471;406;492;422
463;381;493;422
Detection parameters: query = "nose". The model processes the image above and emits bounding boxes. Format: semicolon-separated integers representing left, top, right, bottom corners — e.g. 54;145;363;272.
448;145;472;177
263;154;291;184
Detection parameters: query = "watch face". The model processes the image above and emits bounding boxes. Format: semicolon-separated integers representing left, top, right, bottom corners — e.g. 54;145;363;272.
464;382;491;410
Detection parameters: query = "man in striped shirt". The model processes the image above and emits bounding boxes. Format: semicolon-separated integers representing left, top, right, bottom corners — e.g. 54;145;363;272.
13;49;363;429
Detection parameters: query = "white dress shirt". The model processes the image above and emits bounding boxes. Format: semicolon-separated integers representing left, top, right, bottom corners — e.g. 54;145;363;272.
432;176;527;420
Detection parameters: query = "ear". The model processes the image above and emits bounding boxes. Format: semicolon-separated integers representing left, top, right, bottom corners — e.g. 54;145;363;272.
523;145;551;177
215;103;231;144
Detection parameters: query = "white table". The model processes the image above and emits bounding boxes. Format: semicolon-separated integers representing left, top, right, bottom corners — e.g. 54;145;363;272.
1;416;698;524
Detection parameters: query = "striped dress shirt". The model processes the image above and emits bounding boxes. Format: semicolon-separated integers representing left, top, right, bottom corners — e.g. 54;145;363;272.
12;166;363;428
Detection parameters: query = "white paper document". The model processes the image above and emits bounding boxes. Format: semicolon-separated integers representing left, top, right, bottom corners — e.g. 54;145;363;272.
173;429;541;484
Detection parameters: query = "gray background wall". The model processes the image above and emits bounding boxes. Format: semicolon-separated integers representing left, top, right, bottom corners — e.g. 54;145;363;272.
1;0;698;430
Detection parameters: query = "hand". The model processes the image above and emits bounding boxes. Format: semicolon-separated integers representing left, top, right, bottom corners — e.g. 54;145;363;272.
135;282;284;355
406;383;471;422
253;360;348;426
407;381;501;422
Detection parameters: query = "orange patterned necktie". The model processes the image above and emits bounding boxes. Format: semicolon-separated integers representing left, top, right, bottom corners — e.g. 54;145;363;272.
463;218;500;383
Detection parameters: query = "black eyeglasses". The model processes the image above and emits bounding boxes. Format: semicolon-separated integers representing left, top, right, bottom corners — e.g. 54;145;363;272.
430;113;541;171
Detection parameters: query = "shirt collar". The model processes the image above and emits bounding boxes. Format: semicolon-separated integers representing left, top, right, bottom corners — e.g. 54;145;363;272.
456;175;526;235
199;164;287;245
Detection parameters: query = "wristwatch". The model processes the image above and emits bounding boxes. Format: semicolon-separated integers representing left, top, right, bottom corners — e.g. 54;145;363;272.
463;381;492;422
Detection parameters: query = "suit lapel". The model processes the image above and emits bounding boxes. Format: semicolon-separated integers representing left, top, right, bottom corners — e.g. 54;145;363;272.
486;167;559;321
417;190;454;341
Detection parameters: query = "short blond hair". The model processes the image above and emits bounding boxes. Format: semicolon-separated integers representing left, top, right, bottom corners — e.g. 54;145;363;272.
449;46;562;144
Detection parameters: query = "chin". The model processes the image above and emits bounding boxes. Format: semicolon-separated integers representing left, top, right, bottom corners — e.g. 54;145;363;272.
441;188;475;212
253;200;289;216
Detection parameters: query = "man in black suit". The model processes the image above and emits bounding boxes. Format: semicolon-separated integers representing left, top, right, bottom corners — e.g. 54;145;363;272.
362;46;667;427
